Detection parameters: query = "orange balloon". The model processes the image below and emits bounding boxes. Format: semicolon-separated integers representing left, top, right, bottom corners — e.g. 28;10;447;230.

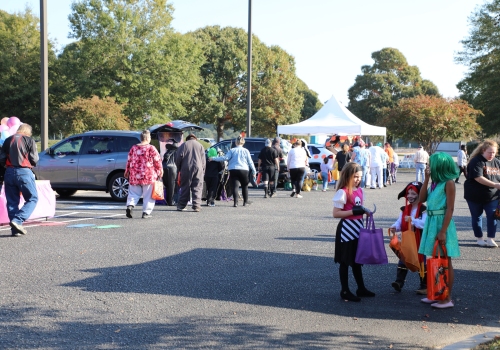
1;117;8;126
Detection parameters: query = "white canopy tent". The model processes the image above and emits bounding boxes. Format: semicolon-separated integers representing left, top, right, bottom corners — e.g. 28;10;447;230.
277;95;386;137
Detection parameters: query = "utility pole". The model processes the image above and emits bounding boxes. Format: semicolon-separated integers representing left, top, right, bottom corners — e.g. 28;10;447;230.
246;0;252;137
40;0;49;149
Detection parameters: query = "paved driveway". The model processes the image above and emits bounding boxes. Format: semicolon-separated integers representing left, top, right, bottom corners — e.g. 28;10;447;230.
1;171;499;349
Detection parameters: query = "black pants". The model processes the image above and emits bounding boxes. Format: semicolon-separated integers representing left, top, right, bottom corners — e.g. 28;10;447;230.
289;167;306;195
262;166;276;182
205;176;219;203
456;166;467;182
162;164;177;206
229;169;249;204
339;262;365;292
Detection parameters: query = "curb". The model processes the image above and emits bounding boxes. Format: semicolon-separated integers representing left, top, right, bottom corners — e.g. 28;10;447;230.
442;330;500;350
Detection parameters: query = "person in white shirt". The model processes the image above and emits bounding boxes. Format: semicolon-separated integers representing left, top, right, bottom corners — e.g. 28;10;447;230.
367;142;384;189
414;145;429;182
455;145;468;184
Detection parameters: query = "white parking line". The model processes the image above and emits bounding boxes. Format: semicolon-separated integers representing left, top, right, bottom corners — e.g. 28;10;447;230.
0;213;124;231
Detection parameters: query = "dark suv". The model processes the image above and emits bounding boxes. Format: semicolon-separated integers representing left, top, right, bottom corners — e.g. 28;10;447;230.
210;138;288;185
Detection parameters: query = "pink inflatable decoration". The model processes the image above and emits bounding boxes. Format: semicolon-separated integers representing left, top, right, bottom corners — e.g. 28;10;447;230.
9;124;20;135
7;116;21;128
1;117;8;126
0;124;8;132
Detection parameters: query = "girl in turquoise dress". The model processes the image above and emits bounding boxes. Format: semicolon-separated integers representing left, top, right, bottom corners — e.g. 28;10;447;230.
418;152;460;309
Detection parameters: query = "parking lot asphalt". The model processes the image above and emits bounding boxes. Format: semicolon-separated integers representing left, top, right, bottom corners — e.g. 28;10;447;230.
1;171;499;349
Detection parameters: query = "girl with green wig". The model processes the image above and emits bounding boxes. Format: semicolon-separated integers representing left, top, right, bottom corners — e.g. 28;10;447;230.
418;152;459;309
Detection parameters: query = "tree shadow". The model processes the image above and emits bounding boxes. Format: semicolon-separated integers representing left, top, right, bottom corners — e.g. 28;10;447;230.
63;248;499;325
0;305;414;349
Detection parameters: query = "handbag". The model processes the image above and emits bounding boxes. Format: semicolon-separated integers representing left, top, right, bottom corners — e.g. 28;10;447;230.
388;228;403;261
427;241;450;301
355;213;388;265
151;180;165;200
400;218;420;272
495;202;500;219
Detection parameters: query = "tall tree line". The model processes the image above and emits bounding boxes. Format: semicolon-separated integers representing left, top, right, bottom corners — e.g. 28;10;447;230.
0;2;321;138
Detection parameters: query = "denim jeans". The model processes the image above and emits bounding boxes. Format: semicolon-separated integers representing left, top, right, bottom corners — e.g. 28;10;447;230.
466;199;498;238
321;171;329;190
415;163;426;182
361;165;369;188
4;167;39;230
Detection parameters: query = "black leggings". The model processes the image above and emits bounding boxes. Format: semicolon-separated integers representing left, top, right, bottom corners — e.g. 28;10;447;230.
229;169;249;204
289;167;306;195
339;262;366;292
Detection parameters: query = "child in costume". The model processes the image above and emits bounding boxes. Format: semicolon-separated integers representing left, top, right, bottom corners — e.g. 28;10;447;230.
320;156;334;191
419;152;460;309
333;162;374;302
389;182;428;294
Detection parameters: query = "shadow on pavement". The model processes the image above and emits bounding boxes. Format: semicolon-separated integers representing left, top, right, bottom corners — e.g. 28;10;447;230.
63;248;499;325
0;305;413;349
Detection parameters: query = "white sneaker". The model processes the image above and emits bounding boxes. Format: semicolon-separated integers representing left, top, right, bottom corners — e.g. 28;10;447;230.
296;194;303;198
477;239;487;247
486;238;498;248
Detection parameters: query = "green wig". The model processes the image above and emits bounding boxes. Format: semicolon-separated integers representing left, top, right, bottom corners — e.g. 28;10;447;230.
207;148;217;158
429;152;459;183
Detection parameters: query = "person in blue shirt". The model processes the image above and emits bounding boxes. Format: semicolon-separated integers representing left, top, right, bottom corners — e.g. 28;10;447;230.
209;136;256;207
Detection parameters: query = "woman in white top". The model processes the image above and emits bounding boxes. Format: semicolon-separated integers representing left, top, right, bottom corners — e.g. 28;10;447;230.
287;139;308;198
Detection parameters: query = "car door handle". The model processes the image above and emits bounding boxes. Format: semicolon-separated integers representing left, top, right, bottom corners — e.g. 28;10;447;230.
106;159;115;161
67;159;76;163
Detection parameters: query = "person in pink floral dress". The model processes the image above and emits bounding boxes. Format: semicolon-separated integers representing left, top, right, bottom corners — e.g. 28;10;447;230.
124;130;163;218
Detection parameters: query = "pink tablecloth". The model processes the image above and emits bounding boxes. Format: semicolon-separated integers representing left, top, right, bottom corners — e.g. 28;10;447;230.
0;180;56;224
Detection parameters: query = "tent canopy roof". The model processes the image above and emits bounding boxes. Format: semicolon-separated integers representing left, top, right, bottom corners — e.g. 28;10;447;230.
277;95;386;136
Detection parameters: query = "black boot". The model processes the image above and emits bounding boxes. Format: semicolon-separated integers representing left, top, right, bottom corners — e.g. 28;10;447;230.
416;270;427;295
391;264;408;292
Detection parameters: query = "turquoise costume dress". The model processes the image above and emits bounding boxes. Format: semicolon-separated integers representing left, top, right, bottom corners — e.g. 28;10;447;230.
418;181;460;257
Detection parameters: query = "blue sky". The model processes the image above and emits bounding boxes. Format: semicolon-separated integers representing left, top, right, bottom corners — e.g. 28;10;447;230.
1;0;485;105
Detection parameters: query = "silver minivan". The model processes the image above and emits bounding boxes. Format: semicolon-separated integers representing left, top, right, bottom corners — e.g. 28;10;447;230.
34;130;142;201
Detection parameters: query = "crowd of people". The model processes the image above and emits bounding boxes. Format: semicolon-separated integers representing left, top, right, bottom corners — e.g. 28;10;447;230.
2;126;499;310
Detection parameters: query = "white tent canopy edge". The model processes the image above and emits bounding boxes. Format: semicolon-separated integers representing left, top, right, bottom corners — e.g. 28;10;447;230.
277;95;386;138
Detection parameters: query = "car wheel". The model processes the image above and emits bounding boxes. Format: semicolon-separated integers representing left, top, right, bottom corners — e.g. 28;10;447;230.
309;164;321;172
55;189;77;198
109;172;129;202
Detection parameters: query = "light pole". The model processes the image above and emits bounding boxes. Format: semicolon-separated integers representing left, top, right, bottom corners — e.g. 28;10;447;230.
40;0;49;149
246;0;252;137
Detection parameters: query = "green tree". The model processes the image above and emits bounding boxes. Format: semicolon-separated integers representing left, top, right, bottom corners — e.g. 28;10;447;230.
456;0;500;135
348;48;440;127
52;96;130;136
381;95;481;153
251;45;304;137
57;0;203;128
185;26;252;141
297;78;322;121
0;9;57;133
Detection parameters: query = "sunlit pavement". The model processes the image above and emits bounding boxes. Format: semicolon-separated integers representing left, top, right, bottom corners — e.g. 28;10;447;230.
1;172;499;349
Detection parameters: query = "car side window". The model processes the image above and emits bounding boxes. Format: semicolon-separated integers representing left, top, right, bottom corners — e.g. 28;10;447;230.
309;146;321;155
244;141;260;153
118;137;140;152
217;141;233;154
82;136;116;154
52;137;84;156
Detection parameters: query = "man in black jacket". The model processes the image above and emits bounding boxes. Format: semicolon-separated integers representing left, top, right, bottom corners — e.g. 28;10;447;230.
0;124;39;236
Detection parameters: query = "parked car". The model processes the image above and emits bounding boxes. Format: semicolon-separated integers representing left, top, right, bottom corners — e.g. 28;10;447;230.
34;121;203;201
210;138;289;186
199;138;217;146
307;144;334;172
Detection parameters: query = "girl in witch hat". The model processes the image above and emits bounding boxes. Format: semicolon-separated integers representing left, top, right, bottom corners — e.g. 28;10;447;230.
389;182;428;294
